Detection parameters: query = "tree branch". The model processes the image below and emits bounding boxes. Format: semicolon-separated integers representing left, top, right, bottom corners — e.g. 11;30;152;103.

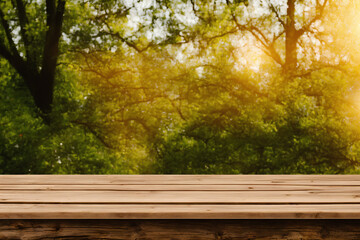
190;0;206;22
45;0;56;27
0;41;28;79
41;0;66;76
205;27;239;42
104;30;153;53
14;0;32;62
226;0;284;66
0;7;18;56
297;0;329;37
266;0;285;27
71;120;115;149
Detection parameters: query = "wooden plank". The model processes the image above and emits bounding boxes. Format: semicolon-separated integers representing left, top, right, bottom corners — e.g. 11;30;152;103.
2;184;360;192
1;190;360;203
1;175;360;185
1;219;360;239
1;204;360;219
1;175;360;220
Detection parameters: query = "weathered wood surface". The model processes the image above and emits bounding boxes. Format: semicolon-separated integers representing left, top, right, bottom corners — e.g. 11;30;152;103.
1;175;360;219
2;175;360;185
1;204;360;219
1;219;360;240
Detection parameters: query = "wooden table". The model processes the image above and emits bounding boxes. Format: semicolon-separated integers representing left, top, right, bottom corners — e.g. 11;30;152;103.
1;175;360;239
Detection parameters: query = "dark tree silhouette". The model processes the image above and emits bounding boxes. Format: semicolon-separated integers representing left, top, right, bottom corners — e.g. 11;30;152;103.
0;0;66;123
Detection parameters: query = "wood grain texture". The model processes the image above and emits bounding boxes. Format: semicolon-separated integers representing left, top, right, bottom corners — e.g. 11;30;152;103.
2;184;360;191
1;175;360;185
1;219;360;240
2;190;360;204
0;204;360;219
1;175;360;219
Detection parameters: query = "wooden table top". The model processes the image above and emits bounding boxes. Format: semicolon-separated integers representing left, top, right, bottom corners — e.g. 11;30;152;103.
0;175;360;219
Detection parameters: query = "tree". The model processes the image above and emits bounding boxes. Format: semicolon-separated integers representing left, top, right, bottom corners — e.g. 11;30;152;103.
148;0;360;173
0;0;66;122
0;0;360;174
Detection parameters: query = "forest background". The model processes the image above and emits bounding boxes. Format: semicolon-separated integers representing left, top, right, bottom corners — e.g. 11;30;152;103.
1;0;360;174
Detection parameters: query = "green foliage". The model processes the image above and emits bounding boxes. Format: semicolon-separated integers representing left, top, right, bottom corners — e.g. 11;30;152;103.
0;0;360;174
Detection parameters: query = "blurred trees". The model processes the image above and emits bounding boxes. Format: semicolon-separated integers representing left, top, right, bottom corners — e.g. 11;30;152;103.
0;0;360;174
151;0;360;173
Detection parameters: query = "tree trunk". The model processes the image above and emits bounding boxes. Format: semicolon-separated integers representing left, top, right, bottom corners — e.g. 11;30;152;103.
284;0;298;73
0;0;65;124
